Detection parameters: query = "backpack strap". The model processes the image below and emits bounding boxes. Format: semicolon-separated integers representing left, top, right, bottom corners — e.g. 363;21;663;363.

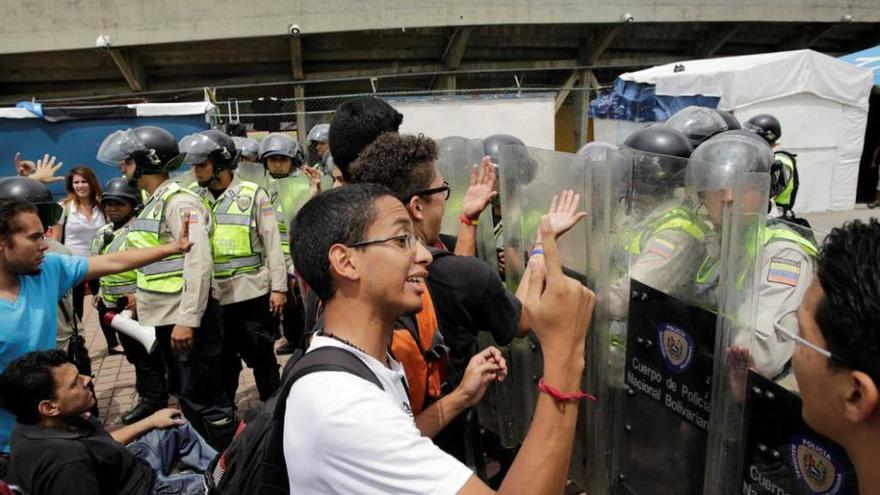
260;346;384;494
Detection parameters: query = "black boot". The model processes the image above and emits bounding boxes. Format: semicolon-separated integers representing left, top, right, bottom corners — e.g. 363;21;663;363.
121;400;167;425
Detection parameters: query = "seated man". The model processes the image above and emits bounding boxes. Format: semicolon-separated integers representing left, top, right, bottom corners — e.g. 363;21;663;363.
0;350;216;495
792;219;880;492
285;184;596;493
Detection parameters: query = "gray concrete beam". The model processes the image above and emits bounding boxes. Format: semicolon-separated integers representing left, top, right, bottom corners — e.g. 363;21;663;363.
695;24;740;58
2;0;879;55
780;23;836;50
432;27;472;90
107;49;146;92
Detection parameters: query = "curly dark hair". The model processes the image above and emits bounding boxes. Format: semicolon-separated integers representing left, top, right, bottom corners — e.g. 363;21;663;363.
350;132;438;204
328;97;403;180
815;218;880;383
290;183;394;301
0;350;71;424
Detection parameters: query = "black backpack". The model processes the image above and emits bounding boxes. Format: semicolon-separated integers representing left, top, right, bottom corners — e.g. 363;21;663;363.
204;346;383;495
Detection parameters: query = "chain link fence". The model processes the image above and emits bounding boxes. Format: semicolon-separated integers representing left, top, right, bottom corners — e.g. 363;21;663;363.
213;86;601;153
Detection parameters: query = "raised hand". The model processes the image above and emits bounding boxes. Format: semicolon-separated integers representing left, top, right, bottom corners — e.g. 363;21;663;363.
461;156;498;221
29;154;64;183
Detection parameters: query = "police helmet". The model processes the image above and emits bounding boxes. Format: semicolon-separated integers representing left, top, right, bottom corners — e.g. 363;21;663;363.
97;126;186;175
232;137;260;162
101;177;141;208
483;134;525;166
179;129;240;171
666;106;732;148
621;126;693;189
259;133;305;178
687;130;774;197
307;123;330;144
0;177;64;228
714;110;741;131
743;114;782;146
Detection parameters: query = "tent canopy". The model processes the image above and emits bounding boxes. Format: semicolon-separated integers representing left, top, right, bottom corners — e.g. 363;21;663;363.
618;49;873;111
839;45;880;86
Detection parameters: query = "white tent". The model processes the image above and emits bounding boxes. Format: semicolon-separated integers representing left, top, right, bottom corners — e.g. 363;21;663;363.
617;50;874;213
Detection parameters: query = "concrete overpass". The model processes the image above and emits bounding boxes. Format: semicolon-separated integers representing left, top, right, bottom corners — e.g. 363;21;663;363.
0;0;877;104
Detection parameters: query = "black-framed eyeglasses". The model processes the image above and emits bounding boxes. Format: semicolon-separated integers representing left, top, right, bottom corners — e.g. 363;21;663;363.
411;180;450;201
347;232;418;250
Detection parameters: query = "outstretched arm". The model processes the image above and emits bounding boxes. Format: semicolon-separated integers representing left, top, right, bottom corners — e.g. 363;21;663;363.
85;213;193;281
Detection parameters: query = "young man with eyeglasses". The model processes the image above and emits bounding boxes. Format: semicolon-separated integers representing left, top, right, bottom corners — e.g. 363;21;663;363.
285;183;596;494
786;219;880;494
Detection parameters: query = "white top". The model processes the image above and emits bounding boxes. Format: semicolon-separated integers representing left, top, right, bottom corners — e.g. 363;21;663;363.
60;202;105;257
283;336;473;495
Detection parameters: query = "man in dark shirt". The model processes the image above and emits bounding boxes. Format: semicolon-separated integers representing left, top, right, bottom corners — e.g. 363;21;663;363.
0;350;216;495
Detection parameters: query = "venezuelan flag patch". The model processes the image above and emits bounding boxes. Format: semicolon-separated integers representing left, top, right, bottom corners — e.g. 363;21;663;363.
768;257;800;286
647;237;676;258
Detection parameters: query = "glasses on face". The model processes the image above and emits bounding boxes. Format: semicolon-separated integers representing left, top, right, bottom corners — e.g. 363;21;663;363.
773;312;850;366
412;180;450;201
347;232;419;250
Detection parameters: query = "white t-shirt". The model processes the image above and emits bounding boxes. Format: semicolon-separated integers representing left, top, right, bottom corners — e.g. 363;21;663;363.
60;202;105;257
283;336;473;495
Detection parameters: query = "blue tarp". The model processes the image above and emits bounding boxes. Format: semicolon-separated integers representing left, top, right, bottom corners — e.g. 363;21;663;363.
839;45;880;86
589;78;721;122
0;115;208;198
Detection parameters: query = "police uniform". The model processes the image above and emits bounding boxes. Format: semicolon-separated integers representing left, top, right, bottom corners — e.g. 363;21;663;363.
91;220;169;411
127;177;235;450
265;177;308;351
191;174;287;401
732;221;817;380
608;203;715;320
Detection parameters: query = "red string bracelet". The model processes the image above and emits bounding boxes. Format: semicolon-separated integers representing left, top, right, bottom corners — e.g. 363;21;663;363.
538;378;597;402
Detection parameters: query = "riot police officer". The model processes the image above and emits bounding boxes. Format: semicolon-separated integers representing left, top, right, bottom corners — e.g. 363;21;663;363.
688;130;817;379
307;123;330;172
96;126;236;450
743;114;800;218
180;129;287;401
257;133;308;355
607;125;710;319
91;178;169;424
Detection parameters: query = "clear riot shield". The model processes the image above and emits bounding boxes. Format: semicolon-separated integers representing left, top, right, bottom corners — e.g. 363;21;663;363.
269;175;314;230
236;161;269;188
703;212;859;494
599;148;716;495
493;145;593;449
435;136;498;270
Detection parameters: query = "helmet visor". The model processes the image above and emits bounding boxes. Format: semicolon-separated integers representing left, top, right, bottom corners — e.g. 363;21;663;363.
96;129;145;167
179;133;223;165
687;135;773;193
666;107;728;144
259;134;298;161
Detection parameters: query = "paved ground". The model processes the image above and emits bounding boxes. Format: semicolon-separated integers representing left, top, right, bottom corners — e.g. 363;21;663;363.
83;299;292;427
84;205;878;427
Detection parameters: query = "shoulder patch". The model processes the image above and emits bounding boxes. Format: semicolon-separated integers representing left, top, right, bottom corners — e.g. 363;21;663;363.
179;207;200;225
647;236;677;259
768;257;800;286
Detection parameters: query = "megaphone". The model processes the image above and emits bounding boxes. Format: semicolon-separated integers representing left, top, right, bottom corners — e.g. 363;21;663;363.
102;310;157;354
